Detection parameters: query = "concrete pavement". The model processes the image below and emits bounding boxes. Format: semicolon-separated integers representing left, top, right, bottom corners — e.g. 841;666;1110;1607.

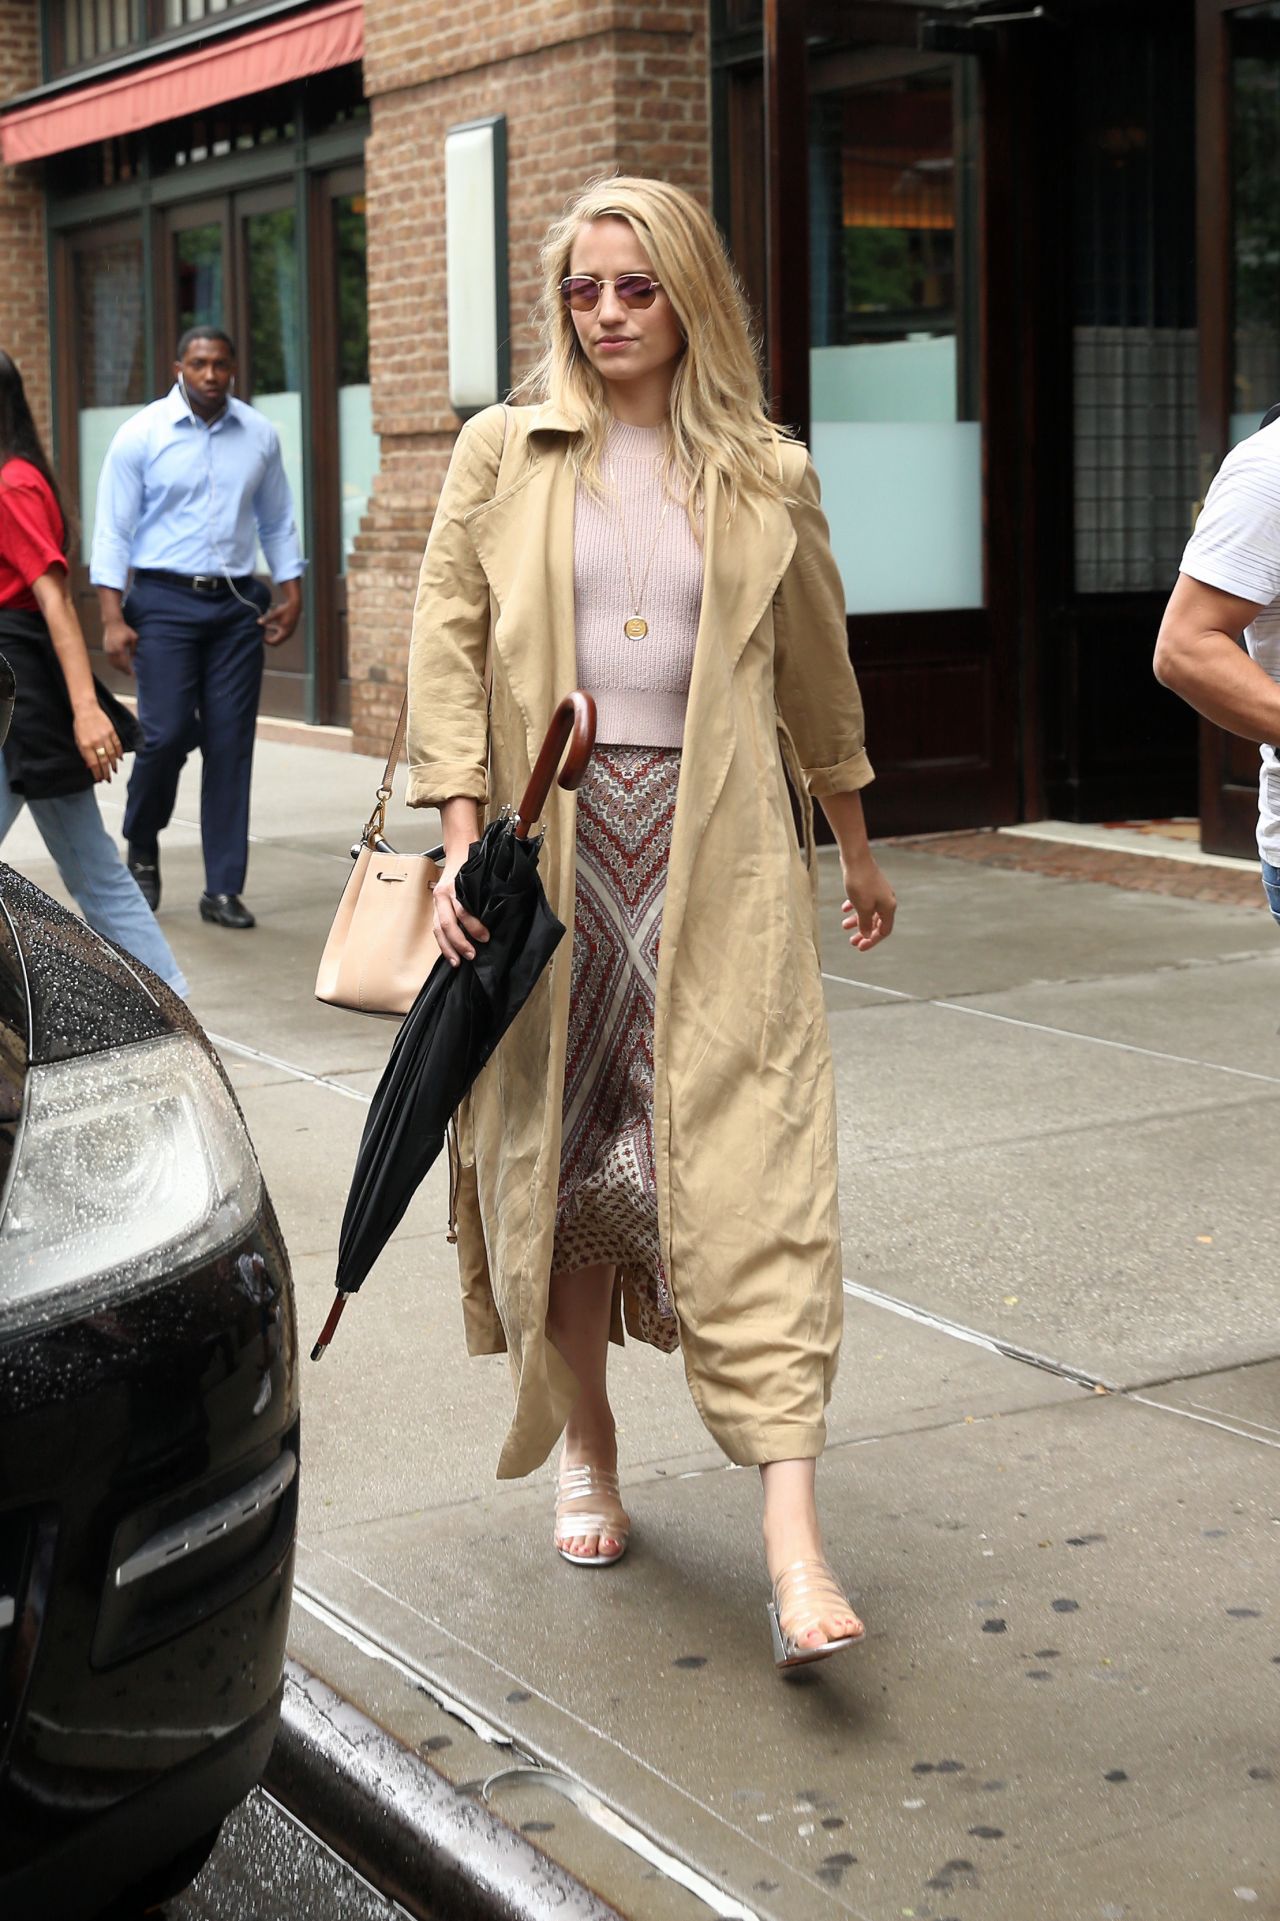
8;741;1278;1920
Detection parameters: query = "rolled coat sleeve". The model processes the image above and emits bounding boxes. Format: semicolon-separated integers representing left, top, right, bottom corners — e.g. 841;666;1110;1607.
406;407;507;810
773;452;874;797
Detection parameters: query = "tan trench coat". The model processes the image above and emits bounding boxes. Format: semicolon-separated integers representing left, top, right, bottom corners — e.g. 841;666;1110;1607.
406;402;874;1479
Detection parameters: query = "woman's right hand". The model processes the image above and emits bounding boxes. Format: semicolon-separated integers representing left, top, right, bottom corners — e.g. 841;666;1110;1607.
73;703;123;783
433;862;490;967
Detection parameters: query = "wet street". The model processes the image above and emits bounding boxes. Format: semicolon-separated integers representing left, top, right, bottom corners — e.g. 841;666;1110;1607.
170;1792;412;1920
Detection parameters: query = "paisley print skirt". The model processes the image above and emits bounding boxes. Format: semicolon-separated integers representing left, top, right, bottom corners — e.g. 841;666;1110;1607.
553;745;680;1353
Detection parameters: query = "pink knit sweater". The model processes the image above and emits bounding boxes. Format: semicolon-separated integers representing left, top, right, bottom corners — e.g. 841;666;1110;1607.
573;421;704;747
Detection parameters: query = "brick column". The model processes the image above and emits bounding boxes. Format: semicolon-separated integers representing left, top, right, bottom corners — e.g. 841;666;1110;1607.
0;1;50;441
348;0;710;756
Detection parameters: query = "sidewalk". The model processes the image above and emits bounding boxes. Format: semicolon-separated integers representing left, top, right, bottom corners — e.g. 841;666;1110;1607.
8;745;1278;1920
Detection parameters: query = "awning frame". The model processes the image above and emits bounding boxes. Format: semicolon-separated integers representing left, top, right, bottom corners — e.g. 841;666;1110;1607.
1;0;363;167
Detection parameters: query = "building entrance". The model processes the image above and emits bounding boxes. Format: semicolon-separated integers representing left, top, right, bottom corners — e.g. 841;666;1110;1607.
49;70;372;727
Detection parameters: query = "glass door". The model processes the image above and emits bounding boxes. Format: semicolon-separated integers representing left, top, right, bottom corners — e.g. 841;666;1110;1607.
809;56;982;616
236;185;307;715
308;165;378;727
794;12;1019;835
165;198;230;345
55;217;148;672
1196;0;1280;854
159;189;308;717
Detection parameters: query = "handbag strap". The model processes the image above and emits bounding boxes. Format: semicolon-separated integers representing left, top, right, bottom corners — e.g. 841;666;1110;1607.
362;405;511;847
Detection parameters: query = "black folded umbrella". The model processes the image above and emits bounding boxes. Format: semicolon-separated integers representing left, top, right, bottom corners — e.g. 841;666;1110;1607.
311;692;596;1359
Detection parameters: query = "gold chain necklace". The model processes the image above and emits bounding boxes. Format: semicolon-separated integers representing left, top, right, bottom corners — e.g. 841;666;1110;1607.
608;453;672;641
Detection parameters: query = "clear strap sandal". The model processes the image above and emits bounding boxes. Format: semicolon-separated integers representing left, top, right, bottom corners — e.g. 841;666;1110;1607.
554;1461;630;1567
767;1558;866;1670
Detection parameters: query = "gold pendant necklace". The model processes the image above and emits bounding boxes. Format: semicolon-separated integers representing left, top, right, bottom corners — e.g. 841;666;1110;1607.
609;452;671;641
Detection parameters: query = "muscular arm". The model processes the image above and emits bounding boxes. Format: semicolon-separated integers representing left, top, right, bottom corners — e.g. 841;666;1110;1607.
1153;573;1279;743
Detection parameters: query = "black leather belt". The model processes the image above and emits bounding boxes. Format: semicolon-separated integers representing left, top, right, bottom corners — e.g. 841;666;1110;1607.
133;568;257;596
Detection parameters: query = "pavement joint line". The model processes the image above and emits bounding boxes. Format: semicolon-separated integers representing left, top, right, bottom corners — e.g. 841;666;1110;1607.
209;1031;374;1104
928;997;1280;1085
294;1584;521;1750
1125;1395;1280;1450
824;974;1280;1088
842;1278;1115;1390
1183;1398;1280;1437
303;1546;867;1917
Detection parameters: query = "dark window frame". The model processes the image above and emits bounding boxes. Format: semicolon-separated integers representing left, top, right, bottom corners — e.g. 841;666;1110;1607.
41;0;310;84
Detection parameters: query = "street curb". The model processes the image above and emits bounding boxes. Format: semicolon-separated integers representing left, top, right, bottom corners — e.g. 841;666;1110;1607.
263;1658;624;1921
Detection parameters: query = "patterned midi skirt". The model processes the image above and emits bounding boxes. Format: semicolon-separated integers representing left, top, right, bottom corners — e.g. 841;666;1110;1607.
553;745;681;1353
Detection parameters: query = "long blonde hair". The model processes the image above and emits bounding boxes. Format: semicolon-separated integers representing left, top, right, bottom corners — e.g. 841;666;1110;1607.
514;175;789;520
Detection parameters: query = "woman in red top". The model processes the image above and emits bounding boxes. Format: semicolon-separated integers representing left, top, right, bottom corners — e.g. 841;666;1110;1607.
0;351;187;995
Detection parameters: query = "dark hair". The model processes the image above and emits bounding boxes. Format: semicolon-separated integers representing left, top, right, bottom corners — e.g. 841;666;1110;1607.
176;325;236;361
0;350;70;555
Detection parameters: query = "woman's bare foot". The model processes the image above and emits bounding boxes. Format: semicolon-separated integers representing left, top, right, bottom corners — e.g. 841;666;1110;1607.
760;1459;863;1649
546;1263;627;1562
555;1415;629;1562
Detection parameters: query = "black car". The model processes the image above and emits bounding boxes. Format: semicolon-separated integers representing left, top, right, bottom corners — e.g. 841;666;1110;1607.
0;778;298;1912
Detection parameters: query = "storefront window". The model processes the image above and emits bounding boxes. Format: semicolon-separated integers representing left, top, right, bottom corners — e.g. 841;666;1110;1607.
808;60;982;614
73;230;146;561
334;192;377;564
1232;5;1280;446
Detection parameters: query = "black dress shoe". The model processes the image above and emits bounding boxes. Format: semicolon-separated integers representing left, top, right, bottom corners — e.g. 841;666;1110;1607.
127;845;160;911
199;892;256;929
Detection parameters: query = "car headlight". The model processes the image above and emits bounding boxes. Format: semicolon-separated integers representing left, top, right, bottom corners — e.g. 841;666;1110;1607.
0;1034;263;1328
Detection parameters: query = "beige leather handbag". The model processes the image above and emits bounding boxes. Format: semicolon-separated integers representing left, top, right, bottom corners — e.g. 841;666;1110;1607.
314;695;443;1017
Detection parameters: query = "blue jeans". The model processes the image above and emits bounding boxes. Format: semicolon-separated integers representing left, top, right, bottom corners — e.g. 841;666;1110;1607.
0;752;189;997
1263;859;1280;927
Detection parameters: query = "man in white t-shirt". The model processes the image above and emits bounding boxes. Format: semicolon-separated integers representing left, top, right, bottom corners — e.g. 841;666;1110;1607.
1154;413;1280;918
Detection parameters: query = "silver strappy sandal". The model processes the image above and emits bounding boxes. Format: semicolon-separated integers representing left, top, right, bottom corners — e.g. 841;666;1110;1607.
768;1558;865;1670
554;1461;630;1567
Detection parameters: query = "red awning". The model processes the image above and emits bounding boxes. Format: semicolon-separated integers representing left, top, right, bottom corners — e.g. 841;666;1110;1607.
0;0;362;165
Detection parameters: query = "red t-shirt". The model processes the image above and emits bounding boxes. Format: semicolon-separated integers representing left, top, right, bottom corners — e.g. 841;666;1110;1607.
0;458;67;612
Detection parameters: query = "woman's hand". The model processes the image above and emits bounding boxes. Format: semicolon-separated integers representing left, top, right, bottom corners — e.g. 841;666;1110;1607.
433;862;491;968
840;847;896;952
73;703;123;783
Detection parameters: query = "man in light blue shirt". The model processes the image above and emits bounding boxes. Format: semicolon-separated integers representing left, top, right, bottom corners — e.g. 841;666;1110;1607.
91;326;304;929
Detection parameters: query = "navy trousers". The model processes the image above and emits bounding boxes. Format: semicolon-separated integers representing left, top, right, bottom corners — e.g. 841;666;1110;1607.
122;574;270;898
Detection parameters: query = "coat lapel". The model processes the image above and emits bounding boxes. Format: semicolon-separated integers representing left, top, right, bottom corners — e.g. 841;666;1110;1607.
465;418;577;768
670;462;798;868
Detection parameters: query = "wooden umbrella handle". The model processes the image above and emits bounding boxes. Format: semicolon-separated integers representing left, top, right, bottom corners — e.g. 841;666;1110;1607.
514;692;597;839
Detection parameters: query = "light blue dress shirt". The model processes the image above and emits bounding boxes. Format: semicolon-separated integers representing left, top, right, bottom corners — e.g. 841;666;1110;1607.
89;384;305;591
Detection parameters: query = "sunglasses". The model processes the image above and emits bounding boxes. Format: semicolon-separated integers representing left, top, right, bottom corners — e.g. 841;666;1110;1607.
559;274;663;313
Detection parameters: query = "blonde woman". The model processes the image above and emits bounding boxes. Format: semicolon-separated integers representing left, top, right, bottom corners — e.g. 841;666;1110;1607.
406;176;896;1670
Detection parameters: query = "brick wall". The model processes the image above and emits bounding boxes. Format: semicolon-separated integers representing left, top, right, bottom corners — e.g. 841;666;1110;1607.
348;0;710;754
0;0;50;440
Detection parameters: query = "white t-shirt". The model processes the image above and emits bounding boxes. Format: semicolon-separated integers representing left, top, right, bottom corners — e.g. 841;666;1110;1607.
1180;419;1280;863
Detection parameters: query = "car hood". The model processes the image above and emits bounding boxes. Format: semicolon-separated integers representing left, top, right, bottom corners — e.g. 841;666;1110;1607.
0;862;181;1068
